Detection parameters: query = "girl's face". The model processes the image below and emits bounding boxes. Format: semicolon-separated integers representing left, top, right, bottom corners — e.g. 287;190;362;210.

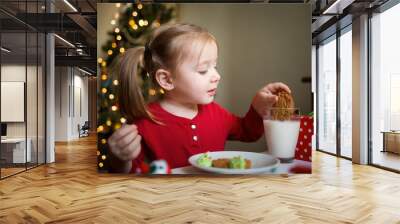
169;40;220;105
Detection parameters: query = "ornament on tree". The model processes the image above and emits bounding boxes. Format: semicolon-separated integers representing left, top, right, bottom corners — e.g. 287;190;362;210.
135;161;150;174
149;160;171;174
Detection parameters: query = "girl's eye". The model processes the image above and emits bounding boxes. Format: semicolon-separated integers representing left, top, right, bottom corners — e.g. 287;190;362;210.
198;70;208;75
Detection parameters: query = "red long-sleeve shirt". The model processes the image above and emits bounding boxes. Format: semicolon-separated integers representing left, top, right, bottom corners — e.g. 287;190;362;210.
131;102;264;172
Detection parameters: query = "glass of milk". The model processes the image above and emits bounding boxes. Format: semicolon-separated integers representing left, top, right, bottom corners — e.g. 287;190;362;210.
263;108;301;163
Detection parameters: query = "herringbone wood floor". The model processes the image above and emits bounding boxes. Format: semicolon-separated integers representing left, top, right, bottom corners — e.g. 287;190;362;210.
1;135;400;224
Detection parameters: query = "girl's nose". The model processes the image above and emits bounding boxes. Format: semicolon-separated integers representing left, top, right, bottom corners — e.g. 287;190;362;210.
211;71;221;83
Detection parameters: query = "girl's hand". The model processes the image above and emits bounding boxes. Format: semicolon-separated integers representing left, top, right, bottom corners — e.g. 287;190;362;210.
108;124;142;162
251;82;291;117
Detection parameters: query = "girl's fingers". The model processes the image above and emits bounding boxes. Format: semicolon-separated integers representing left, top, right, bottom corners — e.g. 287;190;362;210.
265;97;277;106
260;86;272;94
258;89;273;99
260;91;278;104
127;136;142;160
108;126;135;150
109;124;137;143
267;82;291;94
120;135;142;159
116;130;138;149
108;125;139;161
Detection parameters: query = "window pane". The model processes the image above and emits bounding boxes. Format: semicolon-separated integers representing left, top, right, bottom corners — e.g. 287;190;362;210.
318;36;337;154
340;28;352;158
27;31;38;169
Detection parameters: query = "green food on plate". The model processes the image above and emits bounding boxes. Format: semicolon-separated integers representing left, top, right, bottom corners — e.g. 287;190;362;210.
196;152;212;167
229;156;246;169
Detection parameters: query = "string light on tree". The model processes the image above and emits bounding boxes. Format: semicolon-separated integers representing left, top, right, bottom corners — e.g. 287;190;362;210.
138;19;144;26
106;120;112;126
114;123;122;130
149;88;156;96
97;125;104;133
153;21;161;28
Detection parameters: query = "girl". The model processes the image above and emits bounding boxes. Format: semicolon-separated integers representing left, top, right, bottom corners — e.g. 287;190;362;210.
108;23;291;173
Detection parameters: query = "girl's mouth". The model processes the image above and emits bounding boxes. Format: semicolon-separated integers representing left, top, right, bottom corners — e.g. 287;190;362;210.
207;88;217;96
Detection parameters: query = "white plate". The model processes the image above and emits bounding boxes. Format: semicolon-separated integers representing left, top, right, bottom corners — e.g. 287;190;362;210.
188;151;280;174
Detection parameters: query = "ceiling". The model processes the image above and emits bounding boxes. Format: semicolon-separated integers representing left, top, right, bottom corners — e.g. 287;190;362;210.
311;0;390;43
0;0;97;74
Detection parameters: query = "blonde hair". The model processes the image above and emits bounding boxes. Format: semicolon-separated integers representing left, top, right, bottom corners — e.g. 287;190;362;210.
118;23;217;123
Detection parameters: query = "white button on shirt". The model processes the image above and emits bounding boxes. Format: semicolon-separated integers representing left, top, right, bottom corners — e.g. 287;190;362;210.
193;136;198;141
191;124;196;129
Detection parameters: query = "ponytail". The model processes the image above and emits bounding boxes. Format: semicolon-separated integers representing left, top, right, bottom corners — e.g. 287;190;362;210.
118;47;154;123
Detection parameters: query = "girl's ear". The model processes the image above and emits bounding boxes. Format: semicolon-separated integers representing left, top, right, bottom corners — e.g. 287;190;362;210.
155;69;174;91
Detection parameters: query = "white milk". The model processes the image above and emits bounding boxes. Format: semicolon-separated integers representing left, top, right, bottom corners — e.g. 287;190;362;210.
263;120;300;161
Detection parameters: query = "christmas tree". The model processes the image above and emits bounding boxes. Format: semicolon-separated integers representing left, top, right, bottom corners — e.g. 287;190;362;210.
97;3;176;172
